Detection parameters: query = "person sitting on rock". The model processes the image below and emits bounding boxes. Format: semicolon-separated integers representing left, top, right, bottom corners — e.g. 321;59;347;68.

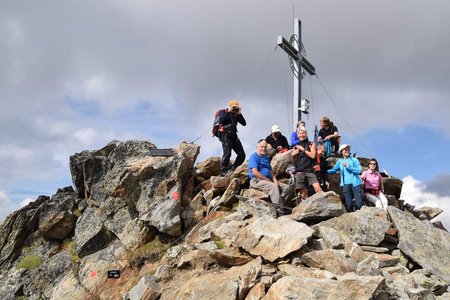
361;158;388;210
265;125;290;158
328;144;363;212
291;126;322;201
317;117;339;156
313;143;330;192
248;139;293;215
290;121;305;147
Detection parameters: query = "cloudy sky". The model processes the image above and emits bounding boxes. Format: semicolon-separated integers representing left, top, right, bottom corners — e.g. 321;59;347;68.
1;0;449;227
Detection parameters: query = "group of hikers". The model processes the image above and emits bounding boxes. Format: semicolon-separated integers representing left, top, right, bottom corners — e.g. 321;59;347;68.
214;99;388;215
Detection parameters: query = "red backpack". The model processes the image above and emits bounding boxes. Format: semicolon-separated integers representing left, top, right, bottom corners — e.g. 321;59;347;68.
212;109;225;139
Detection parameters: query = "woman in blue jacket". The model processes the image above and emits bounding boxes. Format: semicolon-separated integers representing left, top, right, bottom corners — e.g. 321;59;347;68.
327;144;363;212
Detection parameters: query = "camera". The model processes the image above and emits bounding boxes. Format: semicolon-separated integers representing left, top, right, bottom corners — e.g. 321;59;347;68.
231;106;240;113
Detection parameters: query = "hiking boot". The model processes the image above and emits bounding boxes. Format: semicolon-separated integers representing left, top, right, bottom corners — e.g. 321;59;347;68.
276;208;285;217
220;169;233;177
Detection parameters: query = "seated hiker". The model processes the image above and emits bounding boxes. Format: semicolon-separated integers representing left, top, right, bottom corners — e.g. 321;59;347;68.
291;126;322;201
361;158;388;210
314;143;330;192
328;144;363;212
265;124;290;157
290;121;306;147
248;139;293;215
317;117;339;156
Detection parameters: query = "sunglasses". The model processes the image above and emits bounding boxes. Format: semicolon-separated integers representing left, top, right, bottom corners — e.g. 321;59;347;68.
369;162;377;165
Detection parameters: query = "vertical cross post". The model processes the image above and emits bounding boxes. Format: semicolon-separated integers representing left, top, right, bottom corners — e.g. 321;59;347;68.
277;18;316;132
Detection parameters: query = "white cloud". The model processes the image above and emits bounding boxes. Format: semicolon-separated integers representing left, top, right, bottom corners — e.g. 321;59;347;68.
0;191;16;223
20;197;34;208
401;176;450;230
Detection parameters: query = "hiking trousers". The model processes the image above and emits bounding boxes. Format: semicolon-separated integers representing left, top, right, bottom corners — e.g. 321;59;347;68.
221;134;245;173
365;192;388;211
250;178;293;206
342;184;363;212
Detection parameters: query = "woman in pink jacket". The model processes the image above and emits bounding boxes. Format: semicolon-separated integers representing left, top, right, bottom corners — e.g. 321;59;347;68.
360;158;388;210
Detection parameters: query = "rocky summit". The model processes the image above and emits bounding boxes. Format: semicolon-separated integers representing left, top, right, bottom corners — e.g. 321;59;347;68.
0;140;449;300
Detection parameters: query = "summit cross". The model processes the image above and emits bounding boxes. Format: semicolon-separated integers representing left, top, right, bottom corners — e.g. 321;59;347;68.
277;18;316;132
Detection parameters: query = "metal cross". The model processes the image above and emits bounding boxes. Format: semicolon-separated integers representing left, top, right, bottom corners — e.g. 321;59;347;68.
277;18;316;132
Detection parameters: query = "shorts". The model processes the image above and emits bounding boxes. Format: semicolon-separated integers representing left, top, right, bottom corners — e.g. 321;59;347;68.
295;172;319;190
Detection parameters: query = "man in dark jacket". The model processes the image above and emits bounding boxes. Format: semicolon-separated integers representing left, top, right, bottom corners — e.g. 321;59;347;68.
219;99;246;176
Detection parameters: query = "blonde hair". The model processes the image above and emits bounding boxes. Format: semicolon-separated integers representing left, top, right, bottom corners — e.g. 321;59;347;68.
297;126;307;134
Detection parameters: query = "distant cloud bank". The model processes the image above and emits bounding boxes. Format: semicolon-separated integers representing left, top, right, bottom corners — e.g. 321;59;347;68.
401;175;450;230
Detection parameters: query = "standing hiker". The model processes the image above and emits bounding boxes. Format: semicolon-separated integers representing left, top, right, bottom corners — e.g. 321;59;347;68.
218;99;246;176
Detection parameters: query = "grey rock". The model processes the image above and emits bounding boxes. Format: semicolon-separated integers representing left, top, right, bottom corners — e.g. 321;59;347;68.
50;273;89;300
140;185;182;236
74;207;116;257
278;264;336;279
360;245;390;253
382;176;403;199
37;188;78;240
388;206;450;282
318;226;345;249
235;216;314;262
263;275;385;300
413;206;443;220
124;275;161;300
270;150;293;177
78;240;127;295
291;191;346;224
154;264;171;282
104;207;151;250
314;207;392;246
237;198;277;218
162;257;262;300
301;249;358;275
0;268;25;300
195;156;221;180
356;254;383;276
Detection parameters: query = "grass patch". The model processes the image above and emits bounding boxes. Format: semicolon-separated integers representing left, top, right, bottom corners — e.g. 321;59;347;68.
127;237;170;268
17;255;43;270
73;209;82;217
212;236;226;249
69;248;81;263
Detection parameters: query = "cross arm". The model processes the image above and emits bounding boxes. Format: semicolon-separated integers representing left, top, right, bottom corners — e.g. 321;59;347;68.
277;35;316;75
277;36;298;59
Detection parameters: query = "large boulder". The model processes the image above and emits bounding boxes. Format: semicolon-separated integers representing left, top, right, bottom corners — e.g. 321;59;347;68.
263;274;385;300
70;140;200;237
161;257;262;300
412;206;443;221
38;187;78;240
74;207;116;257
301;249;358;275
194;156;221;180
383;176;403;199
291;191;346;224
235;216;314;262
314;207;392;246
387;206;450;282
270;150;293;177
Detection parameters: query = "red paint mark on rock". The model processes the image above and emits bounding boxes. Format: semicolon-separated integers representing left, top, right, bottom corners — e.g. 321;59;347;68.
90;271;97;278
171;191;180;202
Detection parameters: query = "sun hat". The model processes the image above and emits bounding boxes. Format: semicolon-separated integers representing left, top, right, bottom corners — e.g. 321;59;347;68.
338;144;351;153
271;125;280;133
